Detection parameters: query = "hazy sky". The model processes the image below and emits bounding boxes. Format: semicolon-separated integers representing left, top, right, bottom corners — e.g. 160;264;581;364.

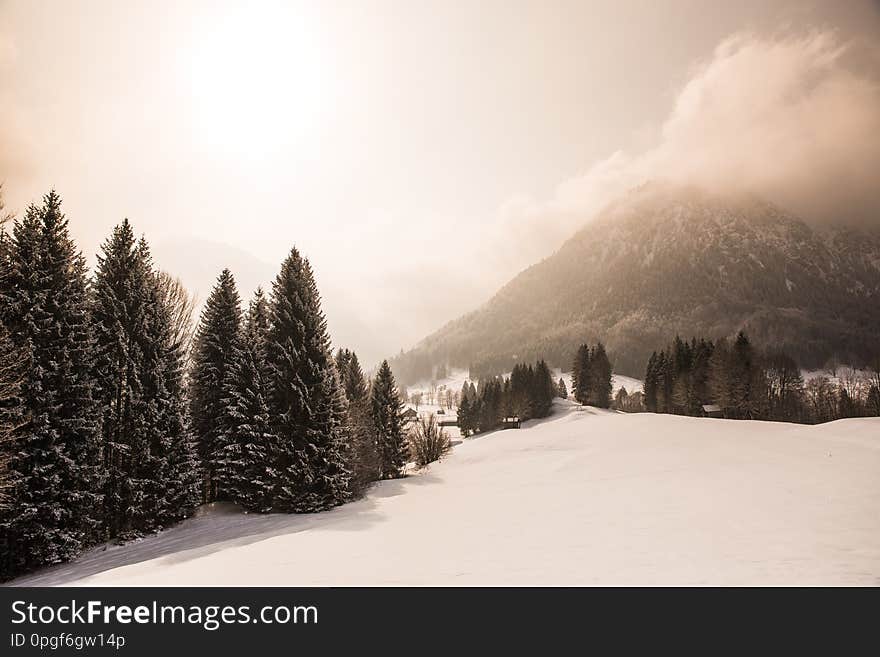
2;0;878;366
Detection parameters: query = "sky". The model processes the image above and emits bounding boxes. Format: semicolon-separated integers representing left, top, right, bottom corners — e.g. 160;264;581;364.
1;0;879;366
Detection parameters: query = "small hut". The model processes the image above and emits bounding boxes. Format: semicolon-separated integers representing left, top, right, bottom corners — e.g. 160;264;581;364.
701;404;723;419
501;416;521;429
401;408;419;423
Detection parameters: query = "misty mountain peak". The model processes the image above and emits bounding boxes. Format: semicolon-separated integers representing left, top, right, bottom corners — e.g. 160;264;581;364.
394;185;880;382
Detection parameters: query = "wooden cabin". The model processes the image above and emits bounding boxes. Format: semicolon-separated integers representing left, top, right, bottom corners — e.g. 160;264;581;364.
501;416;521;429
701;404;723;419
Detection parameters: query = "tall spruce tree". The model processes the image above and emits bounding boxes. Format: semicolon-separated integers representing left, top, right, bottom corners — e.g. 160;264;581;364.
92;227;199;538
140;246;201;526
371;360;407;479
509;363;533;419
219;288;276;511
532;360;555;417
0;192;103;574
557;377;568;399
458;382;473;437
588;343;613;408
92;221;153;537
572;344;592;405
266;248;350;511
336;349;378;496
644;352;659;412
190;269;242;502
0;321;26;579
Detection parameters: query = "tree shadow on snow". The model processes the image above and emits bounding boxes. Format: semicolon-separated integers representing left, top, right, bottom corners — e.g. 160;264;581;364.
8;472;444;587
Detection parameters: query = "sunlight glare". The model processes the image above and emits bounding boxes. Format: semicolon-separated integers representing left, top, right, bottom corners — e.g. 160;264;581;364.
187;5;327;159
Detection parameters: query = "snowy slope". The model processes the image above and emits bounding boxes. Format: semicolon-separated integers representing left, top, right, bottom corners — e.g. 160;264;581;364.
11;402;880;586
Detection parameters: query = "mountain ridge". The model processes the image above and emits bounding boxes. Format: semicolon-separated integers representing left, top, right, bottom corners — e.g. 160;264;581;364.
391;183;880;383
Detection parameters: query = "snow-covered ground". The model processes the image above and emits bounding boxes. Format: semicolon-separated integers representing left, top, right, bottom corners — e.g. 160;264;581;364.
11;400;879;586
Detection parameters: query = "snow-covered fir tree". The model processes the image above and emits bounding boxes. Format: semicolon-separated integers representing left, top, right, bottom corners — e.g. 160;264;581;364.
190;269;242;502
571;343;591;405
644;352;659;411
218;288;276;512
457;381;475;436
0;192;103;576
371;360;407;479
558;377;568;399
91;221;155;537
92;226;200;538
138;242;201;526
266;248;350;512
588;343;613;409
336;348;378;497
532;360;555;416
0;321;26;579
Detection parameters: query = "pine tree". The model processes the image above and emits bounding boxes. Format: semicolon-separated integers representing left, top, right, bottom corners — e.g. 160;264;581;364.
691;339;715;412
709;339;732;416
508;363;532;419
644;352;659;412
466;382;480;433
572;344;592;404
0;321;26;579
266;248;350;511
336;348;378;497
92;226;199;538
458;391;473;437
140;249;201;526
219;289;276;511
190;269;242;502
0;192;103;575
532;360;555;417
92;221;151;537
657;350;673;413
670;336;692;414
371;360;407;479
478;377;503;431
557;377;568;399
588;343;613;408
336;348;369;404
729;331;762;419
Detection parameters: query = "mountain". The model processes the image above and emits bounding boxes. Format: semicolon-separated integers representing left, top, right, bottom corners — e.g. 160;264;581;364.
392;183;880;382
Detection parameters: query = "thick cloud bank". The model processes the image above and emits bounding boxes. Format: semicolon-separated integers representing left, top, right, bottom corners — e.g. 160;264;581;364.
500;30;880;269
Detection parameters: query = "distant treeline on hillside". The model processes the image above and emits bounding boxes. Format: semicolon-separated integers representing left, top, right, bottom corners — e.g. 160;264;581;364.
457;360;557;436
640;332;880;424
392;331;880;426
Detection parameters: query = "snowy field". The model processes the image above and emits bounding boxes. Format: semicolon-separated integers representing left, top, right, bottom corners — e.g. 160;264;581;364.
11;400;880;586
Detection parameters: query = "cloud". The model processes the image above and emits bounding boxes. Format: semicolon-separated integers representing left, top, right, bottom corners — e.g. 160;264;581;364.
498;29;880;266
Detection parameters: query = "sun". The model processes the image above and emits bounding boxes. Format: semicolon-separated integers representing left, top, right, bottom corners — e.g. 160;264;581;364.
186;5;327;159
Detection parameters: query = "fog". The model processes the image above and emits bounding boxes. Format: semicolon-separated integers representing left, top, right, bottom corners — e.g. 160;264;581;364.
499;30;880;272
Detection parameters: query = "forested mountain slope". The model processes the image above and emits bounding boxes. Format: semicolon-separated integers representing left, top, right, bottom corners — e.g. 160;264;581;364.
393;184;880;381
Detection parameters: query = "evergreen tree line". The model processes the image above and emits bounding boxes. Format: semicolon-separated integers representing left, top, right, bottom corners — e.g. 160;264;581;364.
0;191;410;580
643;332;880;423
570;342;613;408
457;360;555;436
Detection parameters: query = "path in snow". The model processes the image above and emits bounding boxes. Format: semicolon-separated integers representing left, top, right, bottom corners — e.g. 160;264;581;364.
10;401;880;586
